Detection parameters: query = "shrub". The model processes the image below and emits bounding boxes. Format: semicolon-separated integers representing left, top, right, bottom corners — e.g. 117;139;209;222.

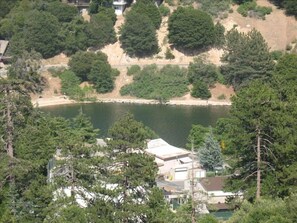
48;66;66;77
159;5;170;17
165;48;175;60
191;80;211;99
217;94;226;100
59;70;85;100
270;50;284;61
120;64;189;100
188;58;219;87
127;65;141;75
165;0;175;6
199;0;231;18
237;1;257;17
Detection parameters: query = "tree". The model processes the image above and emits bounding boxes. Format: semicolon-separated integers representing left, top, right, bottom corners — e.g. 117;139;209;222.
120;11;159;57
60;17;90;55
88;13;116;49
68;51;108;81
104;113;159;222
8;50;45;93
188;57;219;87
89;60;114;93
220;29;274;90
45;1;78;23
168;7;215;52
213;22;225;48
132;1;162;29
228;195;297;223
22;10;62;58
191;80;211;99
198;129;223;171
187;124;209;150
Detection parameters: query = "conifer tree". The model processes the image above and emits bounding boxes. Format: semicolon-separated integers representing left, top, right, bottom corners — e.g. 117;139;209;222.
198;128;223;171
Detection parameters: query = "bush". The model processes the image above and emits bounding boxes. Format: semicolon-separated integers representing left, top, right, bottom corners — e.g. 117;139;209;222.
120;64;189;100
159;5;170;17
199;0;231;18
165;48;175;60
237;1;272;19
48;66;66;77
127;65;141;75
217;94;226;100
270;50;284;61
165;0;175;6
59;70;85;100
188;58;219;87
214;22;225;48
191;80;211;99
237;1;257;17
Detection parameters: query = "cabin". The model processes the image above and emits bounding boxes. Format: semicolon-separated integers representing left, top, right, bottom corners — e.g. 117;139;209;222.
0;40;9;62
197;176;242;210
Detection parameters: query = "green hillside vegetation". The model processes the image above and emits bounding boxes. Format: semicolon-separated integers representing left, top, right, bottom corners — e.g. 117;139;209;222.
0;0;116;58
120;64;189;101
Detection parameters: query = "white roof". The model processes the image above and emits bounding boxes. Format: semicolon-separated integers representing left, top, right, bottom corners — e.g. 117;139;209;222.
179;157;192;164
146;138;190;160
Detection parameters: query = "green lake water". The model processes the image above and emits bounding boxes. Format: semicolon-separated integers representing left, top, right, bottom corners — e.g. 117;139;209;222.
41;103;230;147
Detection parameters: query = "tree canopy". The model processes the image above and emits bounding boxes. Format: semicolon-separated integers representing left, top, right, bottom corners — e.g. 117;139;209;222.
120;11;159;57
168;7;215;52
221;28;274;90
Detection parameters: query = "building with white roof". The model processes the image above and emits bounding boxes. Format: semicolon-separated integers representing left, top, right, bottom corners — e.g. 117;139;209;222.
146;138;206;181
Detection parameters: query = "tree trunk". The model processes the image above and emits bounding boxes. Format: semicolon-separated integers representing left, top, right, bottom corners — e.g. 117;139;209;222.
256;128;261;200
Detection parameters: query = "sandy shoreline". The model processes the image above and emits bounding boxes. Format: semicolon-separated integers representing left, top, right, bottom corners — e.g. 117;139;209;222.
32;96;231;108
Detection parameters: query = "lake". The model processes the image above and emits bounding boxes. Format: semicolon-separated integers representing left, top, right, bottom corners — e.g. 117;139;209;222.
41;103;230;147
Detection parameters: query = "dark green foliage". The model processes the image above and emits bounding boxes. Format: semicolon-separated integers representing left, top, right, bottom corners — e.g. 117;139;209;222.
45;1;78;23
88;0;114;14
120;11;159;57
191;80;211;99
214;22;225;48
8;50;45;93
221;29;274;90
187;124;209;150
89;60;114;93
22;10;61;58
127;65;141;76
228;196;297;223
199;129;223;171
165;48;175;59
68;51;115;94
68;51;108;81
98;7;117;25
0;0;19;19
104;113;161;222
188;57;219;86
159;4;171;17
168;7;215;52
88;13;116;49
237;1;272;19
60;17;90;55
270;50;284;60
132;1;162;29
198;214;219;223
120;64;189;100
59;70;85;100
283;0;297;16
199;0;231;17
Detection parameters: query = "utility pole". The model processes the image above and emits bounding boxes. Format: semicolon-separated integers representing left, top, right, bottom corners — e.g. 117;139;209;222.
191;140;196;223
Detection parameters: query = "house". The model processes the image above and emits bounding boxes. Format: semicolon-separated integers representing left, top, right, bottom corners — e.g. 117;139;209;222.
197;176;242;210
64;0;127;15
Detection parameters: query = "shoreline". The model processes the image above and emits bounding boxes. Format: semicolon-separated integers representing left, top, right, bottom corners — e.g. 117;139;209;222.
32;96;231;108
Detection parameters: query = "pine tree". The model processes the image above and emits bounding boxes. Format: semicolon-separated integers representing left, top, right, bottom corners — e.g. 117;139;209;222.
221;29;274;90
103;113;160;222
198;128;223;171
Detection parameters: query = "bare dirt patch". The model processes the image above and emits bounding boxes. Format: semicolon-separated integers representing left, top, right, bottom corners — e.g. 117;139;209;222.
221;0;297;50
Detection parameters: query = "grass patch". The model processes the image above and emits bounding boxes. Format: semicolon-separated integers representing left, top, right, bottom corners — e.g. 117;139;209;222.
198;0;231;18
120;64;189;101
